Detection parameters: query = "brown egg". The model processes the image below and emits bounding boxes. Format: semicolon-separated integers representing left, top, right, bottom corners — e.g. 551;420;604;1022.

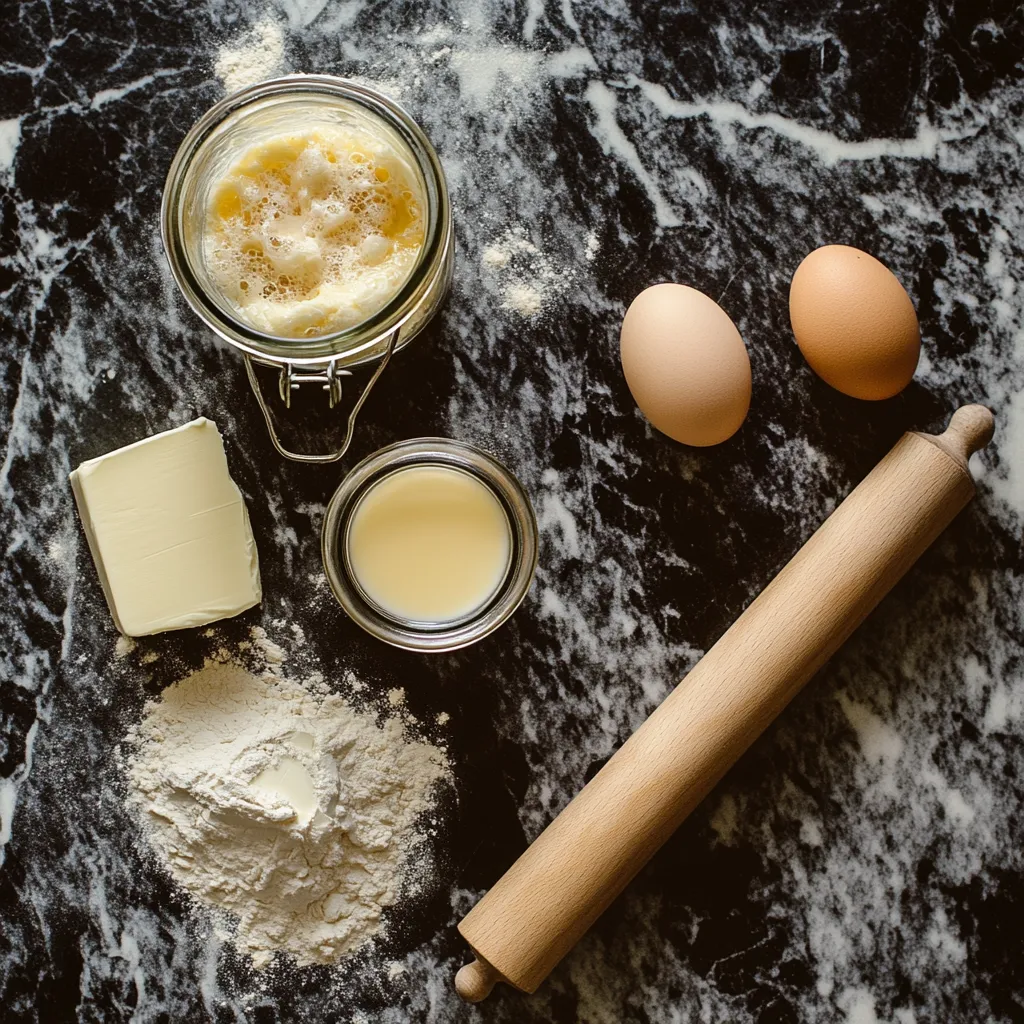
789;245;920;400
620;283;751;446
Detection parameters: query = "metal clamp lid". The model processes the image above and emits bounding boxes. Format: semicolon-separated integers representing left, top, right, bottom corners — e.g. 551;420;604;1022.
244;328;399;464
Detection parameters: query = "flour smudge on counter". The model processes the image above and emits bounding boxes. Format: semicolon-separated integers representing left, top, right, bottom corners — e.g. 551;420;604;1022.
481;227;573;318
214;19;287;92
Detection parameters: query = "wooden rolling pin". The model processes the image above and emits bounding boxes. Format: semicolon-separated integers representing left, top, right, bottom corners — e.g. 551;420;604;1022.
455;404;994;1002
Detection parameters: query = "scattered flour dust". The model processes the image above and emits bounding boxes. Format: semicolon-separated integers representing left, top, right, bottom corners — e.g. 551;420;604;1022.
250;624;286;666
214;19;286;93
503;283;544;316
125;647;449;967
113;636;136;660
481;227;573;317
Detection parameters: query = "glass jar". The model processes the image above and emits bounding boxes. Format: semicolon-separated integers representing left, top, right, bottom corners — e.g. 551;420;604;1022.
322;439;539;652
161;74;454;462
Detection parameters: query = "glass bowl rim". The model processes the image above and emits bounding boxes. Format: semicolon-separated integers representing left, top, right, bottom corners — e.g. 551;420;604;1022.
321;437;539;652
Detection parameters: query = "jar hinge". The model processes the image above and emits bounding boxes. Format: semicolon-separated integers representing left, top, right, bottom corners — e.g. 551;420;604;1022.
278;359;351;409
244;328;399;464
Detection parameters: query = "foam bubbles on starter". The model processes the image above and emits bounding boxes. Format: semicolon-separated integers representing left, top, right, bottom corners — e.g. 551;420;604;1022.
205;127;425;337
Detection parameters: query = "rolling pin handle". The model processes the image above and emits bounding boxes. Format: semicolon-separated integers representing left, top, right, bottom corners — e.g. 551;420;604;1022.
455;958;500;1002
941;404;994;461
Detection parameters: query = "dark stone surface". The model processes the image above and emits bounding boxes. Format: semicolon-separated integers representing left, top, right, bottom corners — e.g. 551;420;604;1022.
2;1;1023;1020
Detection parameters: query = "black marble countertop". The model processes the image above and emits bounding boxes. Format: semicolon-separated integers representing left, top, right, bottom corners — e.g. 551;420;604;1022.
3;1;1024;1021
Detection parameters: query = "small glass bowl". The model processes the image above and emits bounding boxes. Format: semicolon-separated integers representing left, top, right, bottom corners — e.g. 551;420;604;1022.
322;439;539;652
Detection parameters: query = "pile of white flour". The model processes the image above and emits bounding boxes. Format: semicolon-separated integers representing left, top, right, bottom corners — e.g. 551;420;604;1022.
125;650;448;967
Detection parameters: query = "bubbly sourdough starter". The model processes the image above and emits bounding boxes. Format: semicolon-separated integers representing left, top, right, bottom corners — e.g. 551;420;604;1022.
204;125;425;337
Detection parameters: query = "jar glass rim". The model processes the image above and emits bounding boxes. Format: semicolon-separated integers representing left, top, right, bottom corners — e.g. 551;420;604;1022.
160;74;452;366
322;439;539;652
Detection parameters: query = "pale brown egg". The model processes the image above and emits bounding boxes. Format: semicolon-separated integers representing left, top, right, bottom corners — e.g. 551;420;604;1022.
789;245;920;400
619;283;751;446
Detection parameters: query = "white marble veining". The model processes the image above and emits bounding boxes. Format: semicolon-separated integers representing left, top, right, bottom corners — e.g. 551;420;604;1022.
2;1;1023;1020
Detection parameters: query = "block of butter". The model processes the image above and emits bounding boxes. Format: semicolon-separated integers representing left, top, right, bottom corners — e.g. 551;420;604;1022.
70;418;262;637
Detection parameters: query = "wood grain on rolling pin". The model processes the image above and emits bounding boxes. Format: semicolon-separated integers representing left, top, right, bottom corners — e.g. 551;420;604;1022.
456;405;994;1002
